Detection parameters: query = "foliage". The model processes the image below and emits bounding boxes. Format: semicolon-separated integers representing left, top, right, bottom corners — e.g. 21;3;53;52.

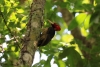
0;0;29;66
0;0;100;67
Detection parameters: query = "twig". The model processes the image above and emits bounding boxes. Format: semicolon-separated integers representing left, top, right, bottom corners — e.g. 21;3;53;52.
0;11;21;48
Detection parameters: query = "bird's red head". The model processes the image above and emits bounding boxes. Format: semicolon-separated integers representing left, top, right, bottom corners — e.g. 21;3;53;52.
48;20;61;31
51;23;61;31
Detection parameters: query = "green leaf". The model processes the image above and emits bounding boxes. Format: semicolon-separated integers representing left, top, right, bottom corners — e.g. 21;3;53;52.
58;60;66;67
59;47;75;59
16;9;24;13
68;13;87;30
56;1;68;8
0;0;4;4
59;46;82;67
44;55;52;67
84;14;91;29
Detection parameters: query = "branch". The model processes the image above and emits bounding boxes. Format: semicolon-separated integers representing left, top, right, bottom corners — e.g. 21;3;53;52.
0;11;20;48
13;0;45;67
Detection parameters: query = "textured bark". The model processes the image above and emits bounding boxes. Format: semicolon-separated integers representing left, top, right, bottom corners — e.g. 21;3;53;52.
13;0;45;67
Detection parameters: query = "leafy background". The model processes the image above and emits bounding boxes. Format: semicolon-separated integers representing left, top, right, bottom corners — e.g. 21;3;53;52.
0;0;100;67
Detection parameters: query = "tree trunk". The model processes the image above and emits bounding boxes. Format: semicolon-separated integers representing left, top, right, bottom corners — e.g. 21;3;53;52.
13;0;45;67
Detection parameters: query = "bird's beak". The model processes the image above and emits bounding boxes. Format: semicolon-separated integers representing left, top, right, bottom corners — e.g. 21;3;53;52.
48;20;54;24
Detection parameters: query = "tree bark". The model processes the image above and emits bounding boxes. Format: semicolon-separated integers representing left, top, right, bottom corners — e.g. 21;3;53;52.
13;0;45;67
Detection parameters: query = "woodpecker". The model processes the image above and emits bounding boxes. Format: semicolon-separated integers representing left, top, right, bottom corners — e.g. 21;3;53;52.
37;20;61;47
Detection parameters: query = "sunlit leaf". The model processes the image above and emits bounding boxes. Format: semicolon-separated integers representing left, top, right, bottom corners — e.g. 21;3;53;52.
17;9;24;13
84;14;91;29
58;60;66;67
68;13;87;30
5;1;11;7
21;23;26;28
11;46;15;51
62;34;74;43
82;0;90;4
80;27;89;36
9;12;16;21
72;44;83;57
0;5;4;12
